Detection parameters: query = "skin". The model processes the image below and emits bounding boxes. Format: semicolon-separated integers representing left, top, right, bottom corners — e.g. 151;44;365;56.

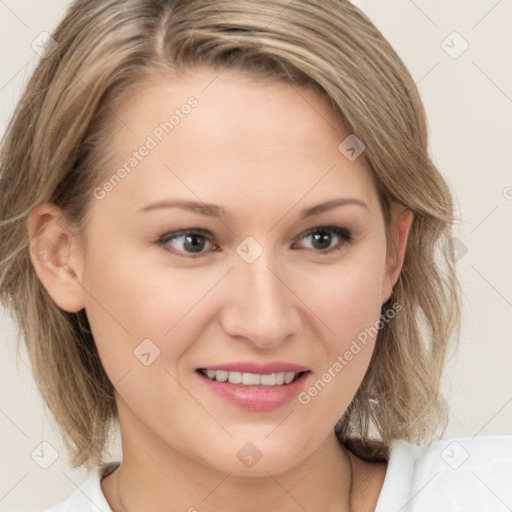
28;66;412;511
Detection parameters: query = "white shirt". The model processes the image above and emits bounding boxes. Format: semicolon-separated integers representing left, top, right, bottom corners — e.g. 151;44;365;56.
45;435;512;511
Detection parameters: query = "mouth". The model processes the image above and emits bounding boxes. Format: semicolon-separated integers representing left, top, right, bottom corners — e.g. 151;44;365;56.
197;368;307;387
195;364;310;411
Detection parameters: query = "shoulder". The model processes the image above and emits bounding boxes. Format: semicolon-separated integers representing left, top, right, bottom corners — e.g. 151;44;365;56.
375;435;512;512
44;462;119;512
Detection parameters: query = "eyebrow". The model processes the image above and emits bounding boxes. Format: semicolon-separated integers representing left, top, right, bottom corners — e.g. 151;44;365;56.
137;197;368;218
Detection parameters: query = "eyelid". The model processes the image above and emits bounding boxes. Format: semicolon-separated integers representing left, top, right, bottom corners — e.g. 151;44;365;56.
296;224;352;241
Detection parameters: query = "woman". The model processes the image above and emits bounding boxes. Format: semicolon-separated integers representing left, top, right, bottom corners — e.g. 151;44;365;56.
1;1;510;511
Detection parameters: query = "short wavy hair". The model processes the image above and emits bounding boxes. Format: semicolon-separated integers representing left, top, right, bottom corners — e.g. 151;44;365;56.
0;0;461;470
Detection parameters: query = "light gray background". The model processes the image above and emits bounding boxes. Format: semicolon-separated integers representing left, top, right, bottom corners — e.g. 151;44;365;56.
1;1;511;510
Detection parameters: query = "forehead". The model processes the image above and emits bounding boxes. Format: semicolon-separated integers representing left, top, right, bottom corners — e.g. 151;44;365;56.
96;67;379;220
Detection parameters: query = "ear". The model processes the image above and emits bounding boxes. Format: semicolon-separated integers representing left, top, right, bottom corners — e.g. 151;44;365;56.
27;203;86;312
381;204;413;305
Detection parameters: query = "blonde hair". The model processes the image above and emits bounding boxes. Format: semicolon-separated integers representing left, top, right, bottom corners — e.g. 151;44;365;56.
0;0;461;469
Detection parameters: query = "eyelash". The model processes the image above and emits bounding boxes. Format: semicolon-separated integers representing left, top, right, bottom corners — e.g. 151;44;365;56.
156;226;353;259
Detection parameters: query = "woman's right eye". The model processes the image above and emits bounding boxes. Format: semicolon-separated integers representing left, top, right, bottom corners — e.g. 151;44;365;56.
157;229;217;258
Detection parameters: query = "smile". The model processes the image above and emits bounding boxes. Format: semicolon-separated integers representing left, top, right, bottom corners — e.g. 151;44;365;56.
198;369;304;386
196;364;310;411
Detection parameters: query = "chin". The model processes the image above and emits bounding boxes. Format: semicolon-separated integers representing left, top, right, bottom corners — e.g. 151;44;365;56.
195;434;318;478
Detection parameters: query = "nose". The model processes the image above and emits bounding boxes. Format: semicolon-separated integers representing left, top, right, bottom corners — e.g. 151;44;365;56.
219;249;301;350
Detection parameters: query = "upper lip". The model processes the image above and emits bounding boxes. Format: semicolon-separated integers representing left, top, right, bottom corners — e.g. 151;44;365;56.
198;361;310;374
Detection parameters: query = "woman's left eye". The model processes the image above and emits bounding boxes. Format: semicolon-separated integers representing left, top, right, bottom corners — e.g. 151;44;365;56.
294;226;353;253
157;226;353;258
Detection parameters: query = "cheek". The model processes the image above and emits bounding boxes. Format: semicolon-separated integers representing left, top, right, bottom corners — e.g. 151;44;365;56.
294;263;386;423
297;249;386;396
300;253;386;343
81;241;223;378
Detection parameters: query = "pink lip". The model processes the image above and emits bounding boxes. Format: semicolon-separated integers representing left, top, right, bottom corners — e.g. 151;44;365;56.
200;361;309;374
196;363;310;412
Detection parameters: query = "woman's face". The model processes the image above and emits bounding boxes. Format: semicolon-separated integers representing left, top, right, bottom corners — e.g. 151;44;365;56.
71;67;406;475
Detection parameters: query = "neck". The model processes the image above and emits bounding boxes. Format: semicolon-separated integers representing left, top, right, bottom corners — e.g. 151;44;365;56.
104;404;355;512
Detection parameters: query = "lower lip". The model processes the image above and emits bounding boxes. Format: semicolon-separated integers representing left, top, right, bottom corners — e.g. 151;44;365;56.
197;371;309;412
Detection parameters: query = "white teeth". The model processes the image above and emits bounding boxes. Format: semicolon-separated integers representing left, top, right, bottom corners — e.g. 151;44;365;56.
242;373;261;385
284;372;295;384
260;373;276;386
228;371;242;384
215;370;228;382
203;370;300;386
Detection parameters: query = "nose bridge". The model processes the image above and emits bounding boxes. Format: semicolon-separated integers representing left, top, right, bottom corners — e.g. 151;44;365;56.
220;245;299;347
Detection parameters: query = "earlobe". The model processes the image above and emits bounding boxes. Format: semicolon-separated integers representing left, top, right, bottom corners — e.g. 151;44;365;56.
382;205;414;304
27;203;85;312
